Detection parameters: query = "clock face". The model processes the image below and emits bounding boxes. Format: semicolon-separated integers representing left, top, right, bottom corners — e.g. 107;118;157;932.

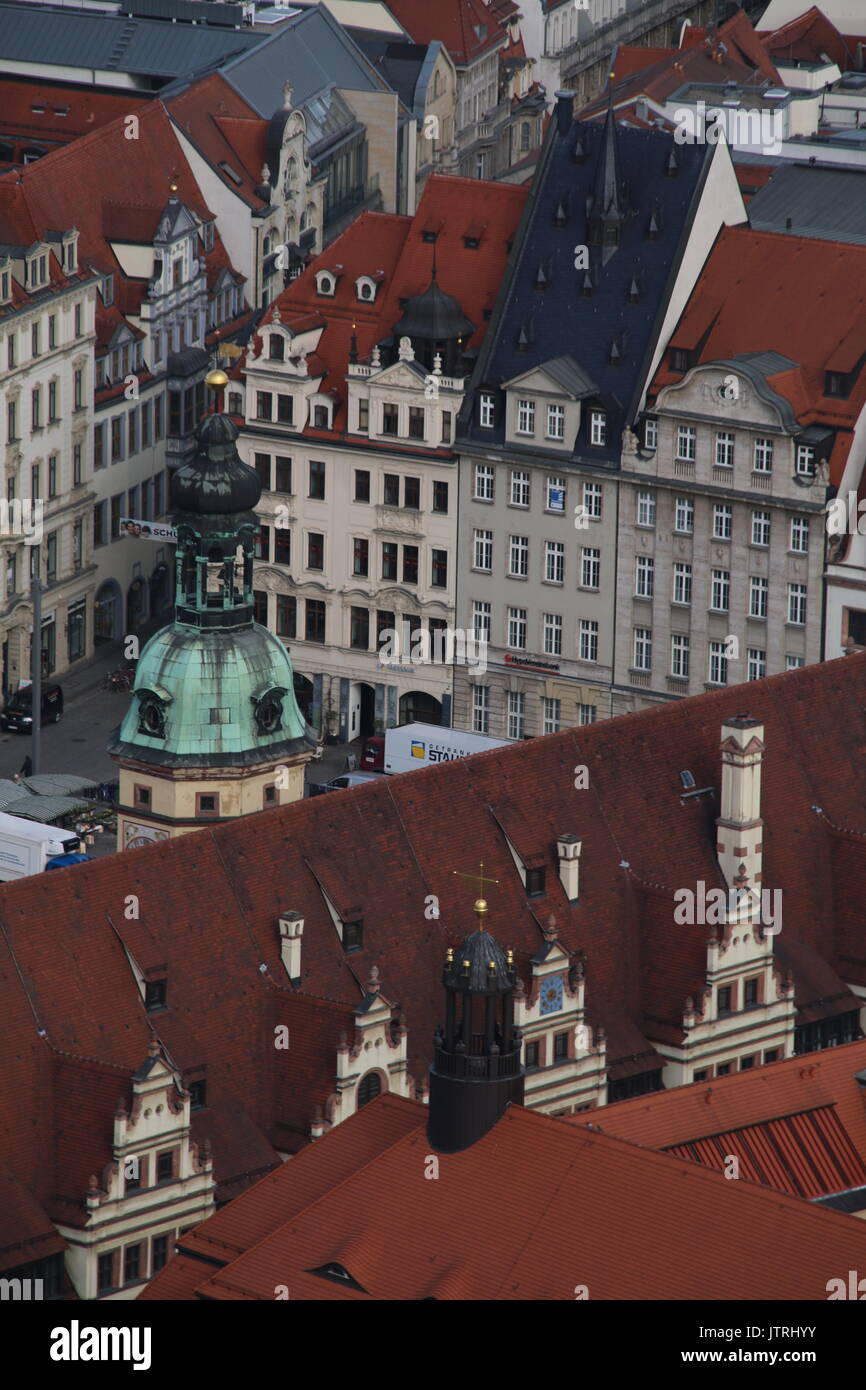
540;975;563;1016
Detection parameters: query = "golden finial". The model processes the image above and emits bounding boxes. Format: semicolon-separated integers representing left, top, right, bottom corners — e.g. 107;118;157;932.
205;367;229;390
453;863;499;925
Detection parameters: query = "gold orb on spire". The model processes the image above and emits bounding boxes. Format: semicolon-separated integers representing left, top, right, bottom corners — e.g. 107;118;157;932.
205;368;229;391
474;896;488;920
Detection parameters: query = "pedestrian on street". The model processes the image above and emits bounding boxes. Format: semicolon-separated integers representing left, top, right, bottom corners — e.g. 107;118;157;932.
19;755;32;779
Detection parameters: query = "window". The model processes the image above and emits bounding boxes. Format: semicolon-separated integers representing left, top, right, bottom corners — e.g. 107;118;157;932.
546;403;565;439
749;576;768;619
383;474;400;507
472;601;491;644
507;607;527;650
479;392;495;427
578;703;596;725
473;463;494;501
546;541;565;584
141;402;151;448
543;613;562;655
671;632;690;678
644;418;658;451
93;501;107;547
255;525;270;561
356;1069;380;1105
674;496;694;533
150;1236;168;1275
31;322;40;358
633;628;652;672
274;457;291;493
510;470;530;507
31;386;41;431
404;477;420;510
579;619;598;662
6;399;16;442
589;410;606;446
276;595;296;639
710;569;730;612
97;1253;115;1294
382;403;399;436
256;391;273;421
402;545;418;584
740;1055;756;1071
382;542;398;580
48;455;58;498
305;599;326;643
441;410;452;445
790;516;809;553
508;535;529;577
269;334;285;361
196;792;219;817
795;444;815;476
542;697;561;734
48;381;57;421
111;417;123;463
128;408;138;455
433;480;449;514
274;529;291;564
72;520;83;569
637;491;655;527
472;685;490;734
717;1063;732;1076
46;532;57;584
747;647;766;681
525;1041;540;1069
516;399;535;435
253;453;271;489
718;986;732;1015
473;529;493;571
826;371;848;397
753;437;773;472
712;504;732;540
277;394;293;425
350;607;370;650
635;556;654;598
751;510;770;547
353;537;369;577
307;533;324;570
547;476;566;511
715;431;734;467
507;691;525;740
356;398;368;433
553;1030;568;1061
788;583;806;625
157;1152;174;1183
708;641;728;685
431;550;448;588
741;978;759;1011
676;425;696;461
408;406;425;440
672;562;692;605
354;469;370;503
786;655;804;671
7;334;15;370
582;481;602;519
309;460;326;500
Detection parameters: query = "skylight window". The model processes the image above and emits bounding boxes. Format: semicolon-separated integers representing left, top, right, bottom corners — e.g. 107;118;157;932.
219;161;243;186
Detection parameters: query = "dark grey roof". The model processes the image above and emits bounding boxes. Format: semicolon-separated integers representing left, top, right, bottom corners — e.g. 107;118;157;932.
216;5;390;118
748;164;866;245
444;928;512;993
0;3;259;76
351;32;427;112
460;114;711;464
505;354;597;399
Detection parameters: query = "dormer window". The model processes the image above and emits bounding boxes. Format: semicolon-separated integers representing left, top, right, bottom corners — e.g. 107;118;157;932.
269;334;285;361
0;267;9;305
102;274;114;307
313;404;330;429
144;979;166;1012
27;253;48;291
826;370;849;398
315;271;336;296
343;918;363;952
62;235;78;274
355;276;377;302
526;866;546;897
201;221;214;253
671;347;691;372
589;410;607;446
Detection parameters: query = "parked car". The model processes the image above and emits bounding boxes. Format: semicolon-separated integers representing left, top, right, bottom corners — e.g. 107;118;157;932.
308;771;387;797
0;684;63;732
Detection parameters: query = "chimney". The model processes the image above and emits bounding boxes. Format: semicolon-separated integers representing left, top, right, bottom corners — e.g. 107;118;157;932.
556;834;582;901
555;90;573;136
278;911;304;983
716;717;764;893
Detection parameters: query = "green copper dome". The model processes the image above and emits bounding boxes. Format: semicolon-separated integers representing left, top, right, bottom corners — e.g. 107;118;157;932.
109;402;315;769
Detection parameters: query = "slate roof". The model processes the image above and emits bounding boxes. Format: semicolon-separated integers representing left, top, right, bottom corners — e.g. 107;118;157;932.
748;163;866;245
459;111;712;464
650;225;866;485
352;34;428;112
572;1037;866;1202
141;1093;866;1300
0;3;259;78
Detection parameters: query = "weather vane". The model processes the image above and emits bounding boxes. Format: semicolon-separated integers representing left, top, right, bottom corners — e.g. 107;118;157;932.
453;861;499;922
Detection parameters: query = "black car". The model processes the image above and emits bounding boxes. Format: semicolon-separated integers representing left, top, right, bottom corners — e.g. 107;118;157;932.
0;684;64;732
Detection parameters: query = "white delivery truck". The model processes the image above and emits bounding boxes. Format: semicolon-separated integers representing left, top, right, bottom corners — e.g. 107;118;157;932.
0;811;81;883
381;722;513;775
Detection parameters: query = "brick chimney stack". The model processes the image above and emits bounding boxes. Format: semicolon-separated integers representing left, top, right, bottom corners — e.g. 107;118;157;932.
716;716;764;894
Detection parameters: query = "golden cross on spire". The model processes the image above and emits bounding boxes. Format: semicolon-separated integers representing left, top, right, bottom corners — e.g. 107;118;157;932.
453;862;499;924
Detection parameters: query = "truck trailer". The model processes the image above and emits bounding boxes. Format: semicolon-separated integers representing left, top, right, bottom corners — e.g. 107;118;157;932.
361;722;514;776
0;811;83;883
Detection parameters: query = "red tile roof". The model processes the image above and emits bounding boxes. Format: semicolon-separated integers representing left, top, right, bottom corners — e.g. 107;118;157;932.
252;174;527;436
650;226;866;485
572;1038;866;1199
384;0;506;63
760;5;858;70
142;1093;866;1300
164;74;271;210
0;78;148;150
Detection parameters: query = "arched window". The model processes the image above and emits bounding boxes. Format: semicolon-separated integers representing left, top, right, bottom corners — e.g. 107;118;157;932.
269;334;284;361
357;1072;381;1108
